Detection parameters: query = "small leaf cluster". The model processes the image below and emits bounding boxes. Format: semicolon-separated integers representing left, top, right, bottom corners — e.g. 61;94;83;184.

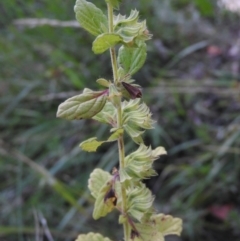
56;0;183;240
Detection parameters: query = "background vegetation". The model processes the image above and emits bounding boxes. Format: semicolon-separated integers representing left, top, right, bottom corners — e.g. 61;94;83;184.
0;0;240;240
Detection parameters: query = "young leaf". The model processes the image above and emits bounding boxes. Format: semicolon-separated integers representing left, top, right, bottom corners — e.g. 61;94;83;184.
75;232;112;241
126;183;154;222
74;0;108;36
88;168;112;199
122;99;155;144
119;144;166;182
80;129;124;152
114;10;139;27
118;43;147;75
114;10;152;43
96;78;110;87
56;89;107;120
93;102;117;126
92;33;122;54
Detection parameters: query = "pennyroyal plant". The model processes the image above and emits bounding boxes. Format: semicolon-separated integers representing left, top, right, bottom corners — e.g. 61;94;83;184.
56;0;183;240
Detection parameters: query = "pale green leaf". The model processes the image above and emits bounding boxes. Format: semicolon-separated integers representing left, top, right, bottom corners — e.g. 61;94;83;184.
57;89;107;120
114;10;139;26
133;227;164;241
96;78;110;87
80;129;123;152
93;102;116;125
88;168;117;220
120;144;166;182
122;99;155;143
118;43;147;75
88;168;112;199
113;10;152;43
80;138;104;152
126;183;154;222
133;223;164;241
131;135;143;145
152;146;167;157
152;214;183;236
93;181;115;219
116;23;145;43
108;128;124;141
75;232;112;241
92;33;122;54
74;0;108;36
132;214;182;241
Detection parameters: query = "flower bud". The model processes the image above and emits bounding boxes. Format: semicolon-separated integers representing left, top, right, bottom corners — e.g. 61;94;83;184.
122;82;142;99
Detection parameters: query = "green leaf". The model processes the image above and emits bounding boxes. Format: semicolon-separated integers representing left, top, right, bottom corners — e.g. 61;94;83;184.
120;144;167;182
132;225;164;241
114;10;152;43
80;137;104;152
56;89;107;120
132;214;182;241
74;0;108;36
118;43;147;75
88;169;115;220
92;33;122;54
75;232;112;241
80;129;124;152
88;168;112;199
105;0;122;9
152;214;182;236
114;10;139;26
93;102;116;125
96;78;110;87
127;183;154;222
93;180;115;219
108;128;124;141
122;99;155;144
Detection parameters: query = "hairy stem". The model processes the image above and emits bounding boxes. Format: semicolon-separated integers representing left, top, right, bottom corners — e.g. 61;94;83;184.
107;3;129;241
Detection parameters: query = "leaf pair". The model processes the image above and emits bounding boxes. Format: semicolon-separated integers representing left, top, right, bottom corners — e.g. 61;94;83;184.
92;99;155;144
87;168;182;241
88;169;154;223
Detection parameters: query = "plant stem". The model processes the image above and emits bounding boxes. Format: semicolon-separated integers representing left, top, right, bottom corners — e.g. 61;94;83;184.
107;3;118;83
107;3;129;241
117;108;129;241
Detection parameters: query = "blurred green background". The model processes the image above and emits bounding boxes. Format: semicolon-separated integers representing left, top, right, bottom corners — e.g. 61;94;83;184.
0;0;240;240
